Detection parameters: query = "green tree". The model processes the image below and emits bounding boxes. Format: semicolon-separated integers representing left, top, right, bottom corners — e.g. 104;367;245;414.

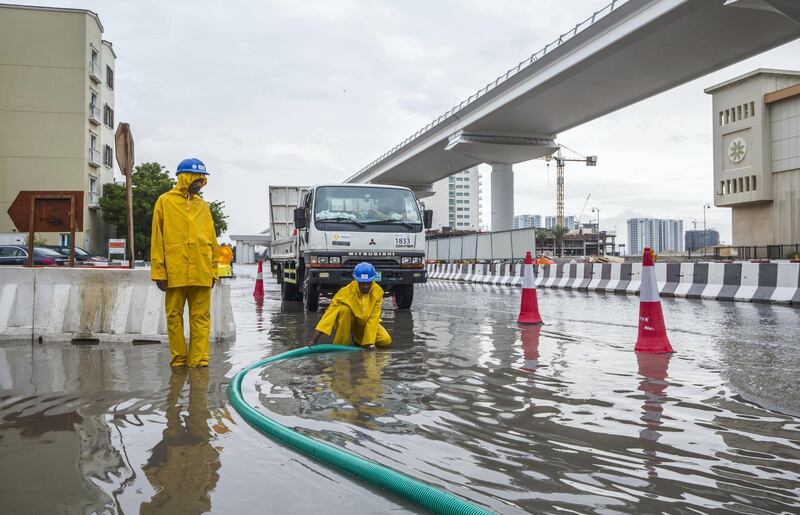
99;162;228;259
208;200;229;237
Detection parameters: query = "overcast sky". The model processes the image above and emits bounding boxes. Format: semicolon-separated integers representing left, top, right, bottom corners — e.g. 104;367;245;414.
20;0;800;246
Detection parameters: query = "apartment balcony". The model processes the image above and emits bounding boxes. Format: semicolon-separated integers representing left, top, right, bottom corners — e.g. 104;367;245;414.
89;61;102;83
88;191;101;209
88;148;101;167
89;104;101;125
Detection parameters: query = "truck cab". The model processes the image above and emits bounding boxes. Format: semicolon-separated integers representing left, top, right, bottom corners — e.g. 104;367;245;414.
271;184;432;311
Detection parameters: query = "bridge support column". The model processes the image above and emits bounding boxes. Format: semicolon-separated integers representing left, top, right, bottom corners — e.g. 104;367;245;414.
491;163;514;231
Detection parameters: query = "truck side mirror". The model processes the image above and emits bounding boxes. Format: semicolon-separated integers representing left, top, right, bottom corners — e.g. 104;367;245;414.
423;209;433;229
294;207;307;229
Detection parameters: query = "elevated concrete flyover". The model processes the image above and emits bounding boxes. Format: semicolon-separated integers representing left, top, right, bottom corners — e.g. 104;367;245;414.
345;0;800;230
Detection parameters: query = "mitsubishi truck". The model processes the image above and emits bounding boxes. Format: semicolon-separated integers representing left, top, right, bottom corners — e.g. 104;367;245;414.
268;184;432;311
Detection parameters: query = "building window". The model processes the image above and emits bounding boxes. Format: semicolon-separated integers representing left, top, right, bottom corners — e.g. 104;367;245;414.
719;111;724;126
103;145;113;167
738;177;744;193
737;105;742;120
750;101;755;117
103;105;114;128
745;176;750;191
724;109;730;124
743;103;749;118
719;180;725;195
89;176;99;206
106;66;114;90
751;175;756;191
60;234;70;246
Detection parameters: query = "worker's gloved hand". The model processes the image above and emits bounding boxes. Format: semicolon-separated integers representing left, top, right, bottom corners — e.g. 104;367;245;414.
212;278;217;288
155;280;167;292
366;344;376;351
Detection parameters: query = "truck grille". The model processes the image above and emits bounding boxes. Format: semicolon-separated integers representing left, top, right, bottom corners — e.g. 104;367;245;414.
343;258;398;267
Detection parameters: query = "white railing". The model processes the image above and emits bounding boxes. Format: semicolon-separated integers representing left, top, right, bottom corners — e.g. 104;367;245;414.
89;61;102;81
89;104;101;123
346;0;628;183
89;191;100;207
88;148;101;166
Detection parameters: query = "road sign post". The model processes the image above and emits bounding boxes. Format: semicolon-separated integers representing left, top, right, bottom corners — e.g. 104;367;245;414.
115;123;135;268
7;191;83;267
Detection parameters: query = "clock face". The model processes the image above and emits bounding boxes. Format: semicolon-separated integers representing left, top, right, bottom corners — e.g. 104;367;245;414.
728;137;746;163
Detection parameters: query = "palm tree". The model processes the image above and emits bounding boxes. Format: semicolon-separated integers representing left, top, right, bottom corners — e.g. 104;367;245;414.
535;228;553;255
551;224;568;257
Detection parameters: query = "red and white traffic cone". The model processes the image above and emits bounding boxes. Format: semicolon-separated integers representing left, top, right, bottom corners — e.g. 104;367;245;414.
518;251;543;325
635;248;673;353
253;260;264;299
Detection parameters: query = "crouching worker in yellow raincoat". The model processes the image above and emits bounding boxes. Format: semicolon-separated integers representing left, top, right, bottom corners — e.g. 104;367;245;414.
151;158;219;367
307;262;391;348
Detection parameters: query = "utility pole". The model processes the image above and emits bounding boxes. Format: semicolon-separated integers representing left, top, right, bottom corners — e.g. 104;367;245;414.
703;203;710;257
592;207;601;255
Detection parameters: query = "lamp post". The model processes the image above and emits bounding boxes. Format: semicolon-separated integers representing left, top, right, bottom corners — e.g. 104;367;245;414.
703;203;710;257
591;207;601;255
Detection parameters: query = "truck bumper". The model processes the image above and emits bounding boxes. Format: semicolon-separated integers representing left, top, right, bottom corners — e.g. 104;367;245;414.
307;267;427;287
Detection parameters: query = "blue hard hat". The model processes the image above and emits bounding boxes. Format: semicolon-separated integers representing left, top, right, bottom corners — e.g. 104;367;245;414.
353;262;376;283
176;157;209;175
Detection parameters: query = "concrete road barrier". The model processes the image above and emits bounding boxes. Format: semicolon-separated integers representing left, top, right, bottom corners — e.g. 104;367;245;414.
424;261;799;306
0;267;236;343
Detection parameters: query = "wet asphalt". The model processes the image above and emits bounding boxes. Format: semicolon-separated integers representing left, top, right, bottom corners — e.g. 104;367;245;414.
1;264;799;513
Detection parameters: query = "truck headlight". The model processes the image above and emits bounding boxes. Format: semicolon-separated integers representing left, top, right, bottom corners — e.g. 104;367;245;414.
329;256;341;264
318;256;329;264
412;257;422;264
310;256;319;264
401;257;411;264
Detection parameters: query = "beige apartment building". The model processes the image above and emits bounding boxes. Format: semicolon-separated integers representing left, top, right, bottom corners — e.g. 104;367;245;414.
0;4;117;253
705;69;800;247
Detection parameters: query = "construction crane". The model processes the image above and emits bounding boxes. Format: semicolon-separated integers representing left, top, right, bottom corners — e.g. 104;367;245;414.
576;193;592;229
544;145;597;227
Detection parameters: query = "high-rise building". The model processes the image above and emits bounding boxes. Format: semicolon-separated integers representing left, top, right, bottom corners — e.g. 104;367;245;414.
685;229;720;251
428;167;482;230
706;69;800;245
544;215;575;230
0;5;117;253
513;214;542;229
627;218;684;254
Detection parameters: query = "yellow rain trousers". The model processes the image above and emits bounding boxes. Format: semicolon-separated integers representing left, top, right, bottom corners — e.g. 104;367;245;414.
151;173;219;367
316;281;392;347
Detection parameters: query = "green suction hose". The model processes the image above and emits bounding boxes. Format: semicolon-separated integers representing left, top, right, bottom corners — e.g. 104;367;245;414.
227;344;491;515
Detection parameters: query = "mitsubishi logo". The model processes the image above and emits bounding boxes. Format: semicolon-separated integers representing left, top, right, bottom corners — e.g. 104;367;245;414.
368;238;376;246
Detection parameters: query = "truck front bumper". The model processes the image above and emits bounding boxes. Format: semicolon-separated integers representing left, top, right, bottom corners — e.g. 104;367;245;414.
307;267;427;287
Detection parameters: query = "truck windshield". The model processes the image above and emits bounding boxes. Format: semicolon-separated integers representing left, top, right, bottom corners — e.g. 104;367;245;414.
314;186;422;226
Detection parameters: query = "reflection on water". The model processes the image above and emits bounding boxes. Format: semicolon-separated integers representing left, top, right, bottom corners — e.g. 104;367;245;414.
141;368;221;514
256;282;800;513
323;352;388;428
2;268;800;514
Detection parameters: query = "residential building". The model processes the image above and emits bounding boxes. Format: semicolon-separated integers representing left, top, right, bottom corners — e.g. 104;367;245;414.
705;69;800;245
513;214;542;229
544;215;575;230
427;167;482;231
0;4;117;253
627;218;684;254
685;229;720;251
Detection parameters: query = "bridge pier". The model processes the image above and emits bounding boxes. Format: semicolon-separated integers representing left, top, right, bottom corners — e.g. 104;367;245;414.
491;163;514;231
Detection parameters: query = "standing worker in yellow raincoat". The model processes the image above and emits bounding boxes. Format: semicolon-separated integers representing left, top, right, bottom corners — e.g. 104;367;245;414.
151;158;219;367
307;262;391;348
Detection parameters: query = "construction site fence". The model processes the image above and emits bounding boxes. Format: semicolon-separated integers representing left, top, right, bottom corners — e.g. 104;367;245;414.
688;244;800;261
425;228;537;262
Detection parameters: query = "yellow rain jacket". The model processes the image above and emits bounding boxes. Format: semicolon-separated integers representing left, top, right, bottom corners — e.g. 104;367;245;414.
316;281;391;347
151;173;219;287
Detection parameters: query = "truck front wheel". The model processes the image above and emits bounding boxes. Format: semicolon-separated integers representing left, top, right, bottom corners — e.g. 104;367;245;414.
303;280;320;311
393;284;414;310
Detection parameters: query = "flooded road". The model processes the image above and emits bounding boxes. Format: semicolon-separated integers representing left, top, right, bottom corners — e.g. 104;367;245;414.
2;265;800;513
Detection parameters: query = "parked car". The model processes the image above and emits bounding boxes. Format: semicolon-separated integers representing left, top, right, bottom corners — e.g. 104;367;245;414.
0;245;68;266
46;245;108;263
